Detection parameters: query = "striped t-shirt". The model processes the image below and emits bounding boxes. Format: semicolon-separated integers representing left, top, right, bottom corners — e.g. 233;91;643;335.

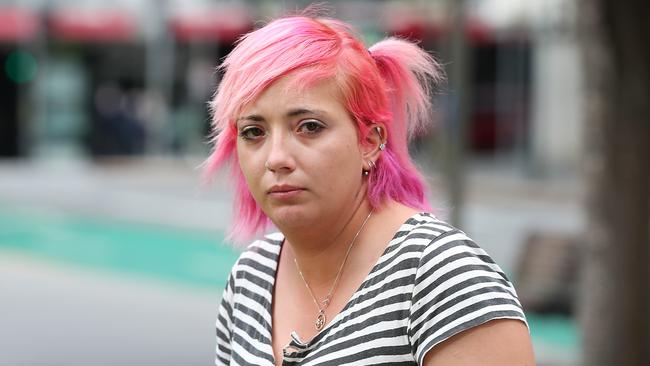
216;212;526;365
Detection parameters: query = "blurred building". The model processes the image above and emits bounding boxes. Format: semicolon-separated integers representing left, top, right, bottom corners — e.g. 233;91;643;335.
0;0;582;177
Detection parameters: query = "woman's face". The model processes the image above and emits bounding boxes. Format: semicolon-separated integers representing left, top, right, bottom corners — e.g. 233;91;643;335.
235;75;366;231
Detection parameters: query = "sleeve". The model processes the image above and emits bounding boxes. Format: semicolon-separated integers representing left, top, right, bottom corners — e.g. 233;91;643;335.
407;229;527;365
215;270;236;366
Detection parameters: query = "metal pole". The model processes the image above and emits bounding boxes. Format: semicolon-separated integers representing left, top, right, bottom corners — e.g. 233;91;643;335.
443;0;471;227
144;0;175;154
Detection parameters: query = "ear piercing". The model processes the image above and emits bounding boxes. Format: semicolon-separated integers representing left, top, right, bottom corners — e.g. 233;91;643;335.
362;125;385;177
375;126;387;151
363;160;377;177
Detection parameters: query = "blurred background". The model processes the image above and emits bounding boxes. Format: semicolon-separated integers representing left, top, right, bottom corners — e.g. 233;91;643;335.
1;0;640;365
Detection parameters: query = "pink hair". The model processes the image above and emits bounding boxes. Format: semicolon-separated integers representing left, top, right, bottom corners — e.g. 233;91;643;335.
203;14;443;242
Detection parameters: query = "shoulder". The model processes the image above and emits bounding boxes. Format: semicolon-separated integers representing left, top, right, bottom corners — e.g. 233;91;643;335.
229;232;283;282
220;233;283;322
392;213;503;274
395;213;527;364
392;212;458;241
238;232;283;263
389;212;477;259
376;212;483;283
395;213;520;306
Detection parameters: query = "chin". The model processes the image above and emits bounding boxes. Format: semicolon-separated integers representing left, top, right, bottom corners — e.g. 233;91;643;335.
266;205;316;230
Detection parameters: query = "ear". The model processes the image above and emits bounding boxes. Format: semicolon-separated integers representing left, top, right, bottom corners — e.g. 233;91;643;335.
361;124;387;169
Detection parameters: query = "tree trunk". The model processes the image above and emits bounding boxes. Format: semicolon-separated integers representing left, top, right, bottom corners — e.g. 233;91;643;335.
578;0;650;365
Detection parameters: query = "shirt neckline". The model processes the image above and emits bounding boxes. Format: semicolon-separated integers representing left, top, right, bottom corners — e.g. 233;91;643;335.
264;212;431;357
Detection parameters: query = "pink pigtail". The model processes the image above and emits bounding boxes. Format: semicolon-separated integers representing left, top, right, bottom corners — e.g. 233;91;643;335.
366;38;443;211
368;38;443;145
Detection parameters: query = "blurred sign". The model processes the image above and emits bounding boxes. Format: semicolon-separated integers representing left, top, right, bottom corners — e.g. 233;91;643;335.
0;8;39;42
169;9;251;43
48;10;136;42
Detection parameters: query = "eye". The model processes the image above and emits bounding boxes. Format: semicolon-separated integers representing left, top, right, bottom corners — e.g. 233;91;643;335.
238;126;266;141
297;119;325;135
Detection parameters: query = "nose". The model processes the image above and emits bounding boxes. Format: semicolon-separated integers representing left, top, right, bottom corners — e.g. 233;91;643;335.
264;130;296;173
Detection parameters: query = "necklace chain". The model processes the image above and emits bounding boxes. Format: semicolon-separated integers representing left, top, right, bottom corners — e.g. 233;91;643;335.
294;209;374;331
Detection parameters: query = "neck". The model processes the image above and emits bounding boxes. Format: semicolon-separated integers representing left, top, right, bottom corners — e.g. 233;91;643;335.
281;200;373;288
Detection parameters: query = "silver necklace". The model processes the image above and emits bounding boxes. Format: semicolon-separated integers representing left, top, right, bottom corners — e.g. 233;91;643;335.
293;209;374;331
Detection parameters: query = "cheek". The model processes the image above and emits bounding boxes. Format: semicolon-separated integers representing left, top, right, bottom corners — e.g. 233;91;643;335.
316;140;363;182
236;145;263;192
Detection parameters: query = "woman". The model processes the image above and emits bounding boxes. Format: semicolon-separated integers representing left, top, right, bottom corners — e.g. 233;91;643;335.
205;13;535;366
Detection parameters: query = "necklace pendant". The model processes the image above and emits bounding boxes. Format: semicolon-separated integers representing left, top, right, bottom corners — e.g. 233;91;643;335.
315;310;326;331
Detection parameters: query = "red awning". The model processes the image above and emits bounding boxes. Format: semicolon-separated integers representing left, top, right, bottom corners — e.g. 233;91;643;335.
48;9;136;42
465;18;493;45
386;20;444;43
0;8;39;42
170;9;252;43
383;16;494;45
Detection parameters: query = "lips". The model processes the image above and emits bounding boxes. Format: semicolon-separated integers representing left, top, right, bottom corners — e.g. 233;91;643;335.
267;184;305;198
268;184;304;194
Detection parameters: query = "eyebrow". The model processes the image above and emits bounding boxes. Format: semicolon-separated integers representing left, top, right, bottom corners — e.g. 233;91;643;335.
237;107;327;123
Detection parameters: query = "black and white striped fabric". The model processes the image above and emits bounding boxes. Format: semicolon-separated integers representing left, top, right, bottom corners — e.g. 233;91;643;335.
216;212;526;365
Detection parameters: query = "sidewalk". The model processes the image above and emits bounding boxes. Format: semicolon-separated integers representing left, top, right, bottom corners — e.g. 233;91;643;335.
0;157;232;232
0;156;585;266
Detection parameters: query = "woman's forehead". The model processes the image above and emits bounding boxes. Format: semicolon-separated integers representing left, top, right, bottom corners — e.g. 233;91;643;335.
239;74;346;117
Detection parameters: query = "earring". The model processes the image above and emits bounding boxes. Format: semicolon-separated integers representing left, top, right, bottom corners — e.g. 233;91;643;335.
363;160;375;177
375;126;387;151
